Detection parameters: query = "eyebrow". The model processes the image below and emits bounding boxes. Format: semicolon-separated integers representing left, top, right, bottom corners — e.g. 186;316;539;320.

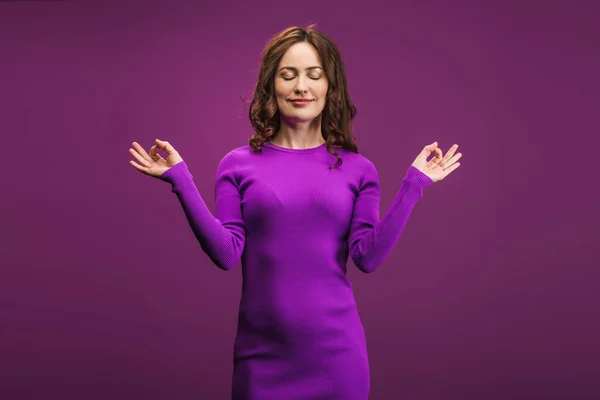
278;66;323;72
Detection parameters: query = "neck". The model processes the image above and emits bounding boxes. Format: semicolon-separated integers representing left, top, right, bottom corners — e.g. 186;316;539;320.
271;116;325;149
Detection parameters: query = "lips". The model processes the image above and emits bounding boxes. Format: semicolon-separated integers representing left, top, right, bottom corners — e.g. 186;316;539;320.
290;99;312;104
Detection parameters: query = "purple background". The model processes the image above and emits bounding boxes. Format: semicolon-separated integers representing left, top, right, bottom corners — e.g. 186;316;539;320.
1;1;598;399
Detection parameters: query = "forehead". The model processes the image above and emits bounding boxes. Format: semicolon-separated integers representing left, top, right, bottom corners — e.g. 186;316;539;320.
278;42;322;67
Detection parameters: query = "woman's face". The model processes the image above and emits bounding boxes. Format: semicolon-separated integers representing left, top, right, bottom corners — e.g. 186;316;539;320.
274;42;328;124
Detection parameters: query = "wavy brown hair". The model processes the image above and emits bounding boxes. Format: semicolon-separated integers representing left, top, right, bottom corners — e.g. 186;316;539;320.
247;24;358;169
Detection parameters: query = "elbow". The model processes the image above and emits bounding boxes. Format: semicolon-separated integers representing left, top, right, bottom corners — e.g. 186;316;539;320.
350;242;381;273
355;264;380;274
351;254;381;274
210;254;240;271
216;262;237;272
202;240;244;272
349;238;379;273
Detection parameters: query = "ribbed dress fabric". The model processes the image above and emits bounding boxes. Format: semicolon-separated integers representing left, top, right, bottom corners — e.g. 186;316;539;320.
159;142;433;399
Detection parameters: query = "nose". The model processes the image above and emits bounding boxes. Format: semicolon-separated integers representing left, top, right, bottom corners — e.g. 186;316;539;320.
293;75;309;94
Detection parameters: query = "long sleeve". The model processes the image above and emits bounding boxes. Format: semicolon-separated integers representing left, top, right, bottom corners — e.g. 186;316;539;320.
159;151;245;271
348;162;433;273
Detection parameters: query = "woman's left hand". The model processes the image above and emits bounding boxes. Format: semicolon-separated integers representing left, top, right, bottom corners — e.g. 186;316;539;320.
411;141;462;183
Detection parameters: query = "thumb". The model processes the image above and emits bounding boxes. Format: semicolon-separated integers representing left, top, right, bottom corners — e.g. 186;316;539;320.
155;138;174;154
420;141;438;157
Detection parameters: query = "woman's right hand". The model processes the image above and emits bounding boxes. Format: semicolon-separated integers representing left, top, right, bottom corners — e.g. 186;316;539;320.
129;139;184;178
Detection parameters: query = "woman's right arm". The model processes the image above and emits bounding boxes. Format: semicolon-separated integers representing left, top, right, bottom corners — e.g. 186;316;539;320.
159;151;245;271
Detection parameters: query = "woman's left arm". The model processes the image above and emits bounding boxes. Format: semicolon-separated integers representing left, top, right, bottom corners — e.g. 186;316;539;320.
348;142;462;273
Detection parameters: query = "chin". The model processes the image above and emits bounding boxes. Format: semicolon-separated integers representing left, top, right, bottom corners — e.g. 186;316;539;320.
283;114;320;123
281;108;314;117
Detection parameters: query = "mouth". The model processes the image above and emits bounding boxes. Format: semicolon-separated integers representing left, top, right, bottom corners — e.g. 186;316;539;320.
290;100;313;106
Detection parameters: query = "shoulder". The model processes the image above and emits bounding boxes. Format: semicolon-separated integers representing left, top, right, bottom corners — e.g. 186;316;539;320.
222;145;259;161
335;147;378;174
217;145;253;164
332;148;380;190
229;144;252;155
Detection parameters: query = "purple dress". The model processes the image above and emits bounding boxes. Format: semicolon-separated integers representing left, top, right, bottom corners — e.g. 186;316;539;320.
160;142;433;399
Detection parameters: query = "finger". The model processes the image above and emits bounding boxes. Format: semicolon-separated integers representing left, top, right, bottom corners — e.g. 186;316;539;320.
419;141;438;159
149;144;164;160
427;148;442;168
426;141;438;152
132;141;153;162
432;148;443;163
442;161;461;175
129;147;152;167
129;159;151;175
155;139;176;155
440;152;462;169
440;144;459;165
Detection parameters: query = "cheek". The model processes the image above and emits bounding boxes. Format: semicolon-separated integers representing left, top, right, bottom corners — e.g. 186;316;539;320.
318;82;328;100
273;83;284;98
274;78;288;94
275;85;294;104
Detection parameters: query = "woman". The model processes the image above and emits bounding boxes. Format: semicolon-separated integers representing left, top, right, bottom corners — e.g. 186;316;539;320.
129;25;461;400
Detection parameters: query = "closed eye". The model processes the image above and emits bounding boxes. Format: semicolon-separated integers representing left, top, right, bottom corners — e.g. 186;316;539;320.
283;77;322;81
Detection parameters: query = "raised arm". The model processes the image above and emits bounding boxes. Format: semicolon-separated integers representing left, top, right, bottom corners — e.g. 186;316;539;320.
348;162;433;273
159;151;245;271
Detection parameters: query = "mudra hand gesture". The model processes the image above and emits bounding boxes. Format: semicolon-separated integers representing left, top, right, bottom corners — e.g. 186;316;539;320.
128;139;184;178
411;141;462;183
